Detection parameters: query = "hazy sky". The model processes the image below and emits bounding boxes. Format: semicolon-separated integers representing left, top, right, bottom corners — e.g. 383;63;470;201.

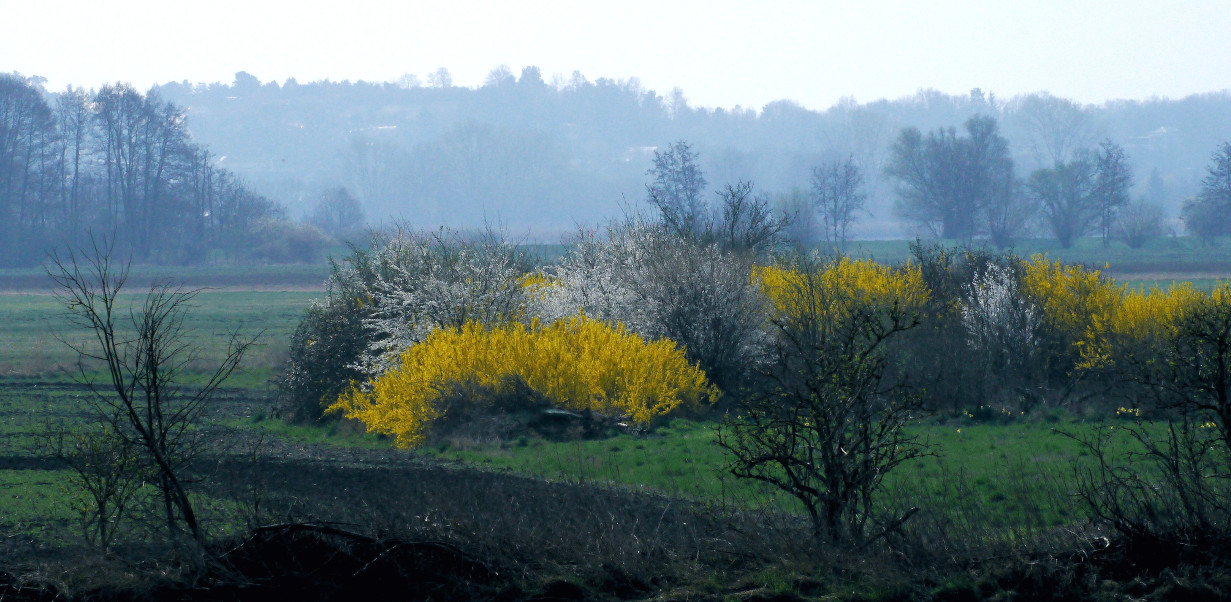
3;0;1229;111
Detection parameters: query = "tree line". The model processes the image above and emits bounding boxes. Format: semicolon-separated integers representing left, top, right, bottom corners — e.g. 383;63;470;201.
153;71;1231;239
635;131;1231;252
882;115;1231;248
9;67;1231;262
0;73;306;268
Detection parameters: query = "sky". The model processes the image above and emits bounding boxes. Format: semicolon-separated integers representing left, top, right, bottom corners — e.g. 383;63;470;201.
3;0;1230;112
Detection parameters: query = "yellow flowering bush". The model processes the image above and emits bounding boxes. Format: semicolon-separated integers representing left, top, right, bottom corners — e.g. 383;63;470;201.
1020;255;1211;369
328;314;718;448
1019;255;1121;356
754;257;929;319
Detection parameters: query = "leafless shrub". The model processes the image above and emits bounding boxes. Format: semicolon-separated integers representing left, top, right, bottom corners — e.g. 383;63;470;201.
1115;197;1165;249
277;225;529;421
1069;287;1231;552
40;422;143;550
718;254;929;545
46;236;256;546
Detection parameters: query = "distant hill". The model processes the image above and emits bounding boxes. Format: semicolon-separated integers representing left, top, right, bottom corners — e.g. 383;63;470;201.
153;72;1231;241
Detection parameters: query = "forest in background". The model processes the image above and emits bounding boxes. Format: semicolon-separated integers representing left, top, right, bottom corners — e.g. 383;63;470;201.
0;74;321;268
151;67;1231;238
4;66;1231;268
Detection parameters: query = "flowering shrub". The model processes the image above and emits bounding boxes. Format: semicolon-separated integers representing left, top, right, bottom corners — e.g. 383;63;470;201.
1085;283;1206;368
356;227;530;376
961;263;1041;369
530;222;766;390
754;257;929;320
1020;256;1119;348
277;226;531;421
1020;255;1210;369
329;314;718;448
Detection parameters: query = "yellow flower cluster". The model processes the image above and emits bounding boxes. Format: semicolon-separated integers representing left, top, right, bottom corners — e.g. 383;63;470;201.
1020;255;1215;368
753;258;929;319
1020;256;1121;356
1112;284;1204;340
328;314;718;448
518;272;556;290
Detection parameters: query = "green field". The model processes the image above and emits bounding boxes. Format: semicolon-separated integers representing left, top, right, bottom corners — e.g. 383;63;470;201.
254;413;1103;535
844;235;1231;278
0;290;318;383
0;263;331;292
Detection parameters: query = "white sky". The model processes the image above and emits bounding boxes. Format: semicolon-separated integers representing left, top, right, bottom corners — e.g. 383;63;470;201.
3;0;1229;111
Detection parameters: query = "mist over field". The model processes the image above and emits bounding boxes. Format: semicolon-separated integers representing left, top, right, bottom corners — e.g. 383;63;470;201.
6;7;1231;595
152;72;1228;239
7;64;1231;600
4;64;1231;267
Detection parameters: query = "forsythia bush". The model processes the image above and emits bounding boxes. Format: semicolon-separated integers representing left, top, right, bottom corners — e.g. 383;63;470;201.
328;314;719;448
1019;256;1121;347
754;257;929;318
1020;255;1209;368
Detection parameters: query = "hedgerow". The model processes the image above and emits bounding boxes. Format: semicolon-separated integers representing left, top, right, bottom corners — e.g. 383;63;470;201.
1019;255;1209;371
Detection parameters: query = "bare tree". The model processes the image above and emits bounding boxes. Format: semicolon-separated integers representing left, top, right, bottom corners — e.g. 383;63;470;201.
984;180;1035;249
646;139;708;238
811;155;866;248
1093;139;1134;247
308;186;366;241
47;237;256;545
775;188;818;246
886;116;1015;242
712;180;789;255
1182;142;1231;242
396;73;421;89
718;255;927;544
427;67;453;88
55;85;94;232
1009;92;1100;169
1115;197;1164;249
1029;158;1098;248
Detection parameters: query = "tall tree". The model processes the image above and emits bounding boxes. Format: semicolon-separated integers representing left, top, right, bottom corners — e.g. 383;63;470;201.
1182;142;1231;242
984;180;1035;249
427;67;452;88
1202;142;1231;211
0;74;57;260
309;186;365;240
811;155;865;248
966;115;1024;247
1092;139;1133;246
56;86;94;233
886;115;1016;241
1010;92;1099;169
1029;158;1098;249
646;139;708;238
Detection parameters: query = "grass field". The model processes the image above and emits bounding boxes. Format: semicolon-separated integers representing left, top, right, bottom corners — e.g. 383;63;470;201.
0;263;332;293
244;404;1148;542
0;375;1123;551
0;290;318;384
845;235;1231;277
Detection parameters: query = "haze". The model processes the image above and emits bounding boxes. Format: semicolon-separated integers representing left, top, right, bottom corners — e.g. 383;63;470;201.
4;0;1230;111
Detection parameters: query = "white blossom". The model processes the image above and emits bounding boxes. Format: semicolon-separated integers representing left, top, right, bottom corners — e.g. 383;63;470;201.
961;263;1040;368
